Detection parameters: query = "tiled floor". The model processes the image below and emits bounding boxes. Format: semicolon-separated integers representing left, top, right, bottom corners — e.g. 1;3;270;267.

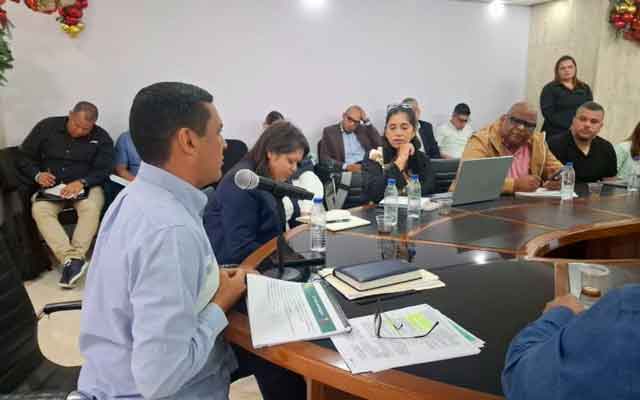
25;268;262;399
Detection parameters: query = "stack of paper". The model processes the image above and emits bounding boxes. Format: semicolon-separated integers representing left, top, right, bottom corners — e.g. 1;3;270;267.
246;274;351;348
318;267;445;300
515;188;577;198
330;304;484;373
43;183;85;198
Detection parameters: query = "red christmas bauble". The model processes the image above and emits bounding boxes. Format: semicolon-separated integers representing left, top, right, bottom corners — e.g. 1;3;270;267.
623;12;635;22
614;20;627;29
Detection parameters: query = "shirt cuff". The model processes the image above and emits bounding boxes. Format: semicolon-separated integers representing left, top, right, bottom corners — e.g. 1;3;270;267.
198;302;229;339
540;306;575;328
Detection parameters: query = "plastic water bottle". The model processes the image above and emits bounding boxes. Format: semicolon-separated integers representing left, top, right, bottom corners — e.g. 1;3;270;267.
627;156;640;192
561;162;575;201
310;197;327;252
407;174;422;219
384;178;399;226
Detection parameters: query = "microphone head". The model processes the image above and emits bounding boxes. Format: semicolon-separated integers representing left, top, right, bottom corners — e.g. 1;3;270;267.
234;169;259;190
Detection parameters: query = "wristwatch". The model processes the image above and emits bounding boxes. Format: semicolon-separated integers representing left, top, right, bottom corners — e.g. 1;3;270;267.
79;178;88;188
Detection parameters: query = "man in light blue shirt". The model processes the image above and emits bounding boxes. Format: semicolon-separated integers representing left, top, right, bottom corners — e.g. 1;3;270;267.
113;130;141;181
78;82;304;399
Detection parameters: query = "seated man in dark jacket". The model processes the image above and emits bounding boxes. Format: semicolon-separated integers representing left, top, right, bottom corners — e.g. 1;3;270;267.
17;101;113;288
318;105;382;173
363;104;436;203
548;101;617;183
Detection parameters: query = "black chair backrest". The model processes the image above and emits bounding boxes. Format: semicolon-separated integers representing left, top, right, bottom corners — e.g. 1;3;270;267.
222;139;248;177
431;158;460;193
0;147;33;193
0;228;44;393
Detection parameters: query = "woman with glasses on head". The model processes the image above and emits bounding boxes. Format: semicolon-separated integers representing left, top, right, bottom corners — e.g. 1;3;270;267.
540;55;593;140
362;104;436;203
203;121;310;265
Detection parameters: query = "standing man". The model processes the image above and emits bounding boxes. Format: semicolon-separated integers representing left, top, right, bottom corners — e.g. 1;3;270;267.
434;103;474;159
17;101;113;288
318;105;382;172
402;97;441;159
548;101;617;183
78;82;305;400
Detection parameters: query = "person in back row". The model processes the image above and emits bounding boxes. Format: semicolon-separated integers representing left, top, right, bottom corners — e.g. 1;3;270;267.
362;103;436;202
263;110;284;130
434;103;474;159
614;121;640;181
17;101;114;288
547;101;617;183
458;101;563;194
402;97;441;159
114;130;141;182
318;105;381;172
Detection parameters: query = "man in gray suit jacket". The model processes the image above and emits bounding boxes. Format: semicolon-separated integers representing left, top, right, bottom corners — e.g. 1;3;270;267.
318;105;382;173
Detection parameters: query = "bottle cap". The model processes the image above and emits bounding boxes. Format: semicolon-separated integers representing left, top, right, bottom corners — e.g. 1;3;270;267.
410;174;419;181
313;197;323;203
566;162;573;167
388;178;396;185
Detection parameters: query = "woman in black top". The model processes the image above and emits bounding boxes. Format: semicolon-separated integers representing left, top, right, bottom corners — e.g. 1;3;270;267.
540;55;593;139
363;104;436;202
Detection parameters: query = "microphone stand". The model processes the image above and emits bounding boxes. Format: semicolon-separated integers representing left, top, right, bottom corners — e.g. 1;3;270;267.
261;189;306;282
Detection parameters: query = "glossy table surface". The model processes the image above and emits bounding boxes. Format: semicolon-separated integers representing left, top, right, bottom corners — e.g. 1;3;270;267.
226;184;640;399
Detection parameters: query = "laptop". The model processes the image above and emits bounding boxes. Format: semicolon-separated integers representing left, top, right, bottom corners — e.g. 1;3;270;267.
433;156;513;206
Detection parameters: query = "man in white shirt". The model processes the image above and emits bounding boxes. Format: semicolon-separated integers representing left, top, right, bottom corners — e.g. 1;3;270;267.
435;103;474;159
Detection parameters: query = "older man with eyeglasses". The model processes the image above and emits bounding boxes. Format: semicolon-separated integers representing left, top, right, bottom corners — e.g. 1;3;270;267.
457;101;563;194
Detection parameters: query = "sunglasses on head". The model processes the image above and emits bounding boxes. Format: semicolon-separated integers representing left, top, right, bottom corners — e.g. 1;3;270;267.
387;103;414;113
508;116;537;131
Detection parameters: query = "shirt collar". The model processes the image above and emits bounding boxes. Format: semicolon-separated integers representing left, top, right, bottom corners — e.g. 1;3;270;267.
136;162;208;218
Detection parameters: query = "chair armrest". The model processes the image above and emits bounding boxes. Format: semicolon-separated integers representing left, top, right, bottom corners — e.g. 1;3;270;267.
37;300;82;319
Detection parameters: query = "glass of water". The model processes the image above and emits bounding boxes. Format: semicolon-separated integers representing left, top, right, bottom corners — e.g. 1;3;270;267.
578;264;610;308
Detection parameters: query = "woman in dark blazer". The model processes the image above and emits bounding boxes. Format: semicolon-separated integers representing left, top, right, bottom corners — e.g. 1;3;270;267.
363;104;436;203
203;121;309;265
540;55;593;139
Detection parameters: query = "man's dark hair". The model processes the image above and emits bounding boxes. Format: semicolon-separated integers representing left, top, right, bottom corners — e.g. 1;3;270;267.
245;121;309;178
129;82;214;166
576;101;605;117
453;103;471;116
265;111;284;126
72;101;99;121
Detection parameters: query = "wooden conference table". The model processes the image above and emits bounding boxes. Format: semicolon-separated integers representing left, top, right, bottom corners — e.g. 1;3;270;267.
224;184;640;400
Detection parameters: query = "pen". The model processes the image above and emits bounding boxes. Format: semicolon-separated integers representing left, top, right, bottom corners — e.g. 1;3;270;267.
547;167;565;182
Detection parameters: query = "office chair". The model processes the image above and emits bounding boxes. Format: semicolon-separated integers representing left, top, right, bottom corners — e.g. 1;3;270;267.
431;158;460;193
0;228;82;399
221;139;248;177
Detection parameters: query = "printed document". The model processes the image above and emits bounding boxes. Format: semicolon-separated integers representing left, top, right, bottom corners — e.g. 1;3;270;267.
330;304;482;373
247;274;351;348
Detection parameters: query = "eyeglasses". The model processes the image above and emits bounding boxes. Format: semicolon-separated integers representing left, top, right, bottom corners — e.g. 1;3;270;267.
345;115;362;125
373;299;439;339
508;116;537;132
387;103;414;113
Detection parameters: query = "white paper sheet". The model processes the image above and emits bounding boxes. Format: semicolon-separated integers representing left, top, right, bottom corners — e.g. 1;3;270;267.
515;188;577;198
43;183;85;198
330;304;482;374
247;274;351;348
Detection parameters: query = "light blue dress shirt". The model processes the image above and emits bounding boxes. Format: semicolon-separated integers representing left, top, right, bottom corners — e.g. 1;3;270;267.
78;162;237;400
114;131;142;176
342;127;366;166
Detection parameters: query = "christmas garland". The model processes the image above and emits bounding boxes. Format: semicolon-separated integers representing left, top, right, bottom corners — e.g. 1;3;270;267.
0;0;89;84
610;0;640;44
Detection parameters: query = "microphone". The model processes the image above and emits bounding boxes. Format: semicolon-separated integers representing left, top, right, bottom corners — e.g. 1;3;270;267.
234;169;315;200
